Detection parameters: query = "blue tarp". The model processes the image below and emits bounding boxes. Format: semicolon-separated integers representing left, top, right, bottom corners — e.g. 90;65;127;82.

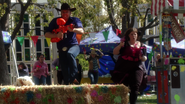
98;55;115;76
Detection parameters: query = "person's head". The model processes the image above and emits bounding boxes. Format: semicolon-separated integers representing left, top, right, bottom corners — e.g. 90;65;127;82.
38;54;45;63
157;54;161;60
56;3;76;20
18;62;28;70
76;59;79;65
90;50;98;58
124;28;138;42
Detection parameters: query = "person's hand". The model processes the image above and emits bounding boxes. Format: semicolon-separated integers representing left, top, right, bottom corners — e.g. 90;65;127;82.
36;67;39;71
119;41;125;47
57;32;64;40
67;26;74;32
83;50;86;54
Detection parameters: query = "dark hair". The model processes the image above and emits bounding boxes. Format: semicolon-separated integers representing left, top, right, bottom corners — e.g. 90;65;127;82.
124;28;138;42
76;59;79;62
37;54;45;60
18;62;28;69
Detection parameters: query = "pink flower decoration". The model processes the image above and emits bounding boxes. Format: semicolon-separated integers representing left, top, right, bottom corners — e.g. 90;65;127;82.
98;96;103;101
36;93;42;99
91;90;98;97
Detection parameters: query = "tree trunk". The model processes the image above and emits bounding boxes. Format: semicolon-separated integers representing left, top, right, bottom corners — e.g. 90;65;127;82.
0;0;11;85
0;26;11;85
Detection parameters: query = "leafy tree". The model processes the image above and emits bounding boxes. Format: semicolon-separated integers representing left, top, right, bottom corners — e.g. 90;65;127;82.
0;0;107;85
104;0;159;42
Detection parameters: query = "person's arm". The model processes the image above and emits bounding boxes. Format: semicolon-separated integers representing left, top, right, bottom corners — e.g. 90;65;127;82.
139;44;147;61
95;49;104;58
32;62;39;72
67;17;84;34
52;59;58;69
113;42;124;55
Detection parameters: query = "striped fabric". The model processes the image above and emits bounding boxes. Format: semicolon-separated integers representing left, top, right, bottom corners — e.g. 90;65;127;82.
151;0;185;17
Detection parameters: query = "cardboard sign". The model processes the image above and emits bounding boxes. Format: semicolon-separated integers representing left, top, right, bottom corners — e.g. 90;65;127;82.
170;13;185;43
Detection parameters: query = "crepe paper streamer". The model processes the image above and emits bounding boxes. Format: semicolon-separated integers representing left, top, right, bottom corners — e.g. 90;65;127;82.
178;58;185;64
17;37;25;46
9;87;15;92
26;91;34;102
159;33;162;44
76;34;82;44
103;31;109;42
67;97;73;104
98;95;103;101
114;96;122;103
180;66;185;72
38;87;42;92
174;94;180;104
31;36;39;47
1;88;7;93
91;90;98;97
36;93;42;99
148;51;154;61
56;66;58;70
46;38;51;47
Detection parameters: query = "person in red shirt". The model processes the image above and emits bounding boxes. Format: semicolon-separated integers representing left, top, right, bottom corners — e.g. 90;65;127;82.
32;54;49;85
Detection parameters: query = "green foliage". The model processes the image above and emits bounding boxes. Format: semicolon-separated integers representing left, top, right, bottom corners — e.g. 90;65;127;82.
76;54;89;71
0;3;8;18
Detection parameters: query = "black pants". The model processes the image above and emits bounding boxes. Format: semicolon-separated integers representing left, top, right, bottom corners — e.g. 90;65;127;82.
57;71;63;84
59;45;80;85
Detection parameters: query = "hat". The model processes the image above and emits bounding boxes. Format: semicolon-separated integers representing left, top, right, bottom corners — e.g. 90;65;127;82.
56;3;76;12
90;50;98;56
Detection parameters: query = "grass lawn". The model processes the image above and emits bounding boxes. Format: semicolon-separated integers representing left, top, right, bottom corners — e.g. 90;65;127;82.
137;94;157;104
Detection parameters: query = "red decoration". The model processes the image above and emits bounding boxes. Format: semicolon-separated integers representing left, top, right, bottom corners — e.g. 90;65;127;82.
67;98;73;104
116;29;121;36
31;36;39;47
48;99;52;102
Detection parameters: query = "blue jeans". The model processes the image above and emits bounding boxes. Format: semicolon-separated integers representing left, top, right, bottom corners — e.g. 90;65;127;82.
88;70;99;84
59;45;80;85
33;75;46;85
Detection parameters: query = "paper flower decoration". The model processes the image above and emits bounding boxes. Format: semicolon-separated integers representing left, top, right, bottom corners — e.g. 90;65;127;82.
30;101;35;104
75;87;83;93
38;87;42;92
67;97;73;104
98;96;103;101
9;87;15;91
36;93;42;99
101;86;108;93
91;90;98;97
26;91;34;102
77;97;85;104
114;96;121;103
1;88;7;93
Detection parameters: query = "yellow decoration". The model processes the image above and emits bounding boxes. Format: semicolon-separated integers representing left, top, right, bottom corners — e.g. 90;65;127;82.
106;68;108;70
46;38;51;47
172;66;177;71
180;65;185;72
85;45;87;47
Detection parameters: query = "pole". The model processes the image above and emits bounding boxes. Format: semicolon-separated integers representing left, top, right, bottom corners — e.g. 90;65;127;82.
11;43;19;78
159;13;165;104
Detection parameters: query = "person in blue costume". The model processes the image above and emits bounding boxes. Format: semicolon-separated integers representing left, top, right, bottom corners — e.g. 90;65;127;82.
45;3;84;85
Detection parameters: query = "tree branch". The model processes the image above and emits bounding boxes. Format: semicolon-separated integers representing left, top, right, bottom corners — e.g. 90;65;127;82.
11;0;32;41
143;35;159;42
11;3;44;9
18;0;23;5
147;22;159;28
19;28;45;32
144;8;150;27
145;17;158;29
104;0;118;29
